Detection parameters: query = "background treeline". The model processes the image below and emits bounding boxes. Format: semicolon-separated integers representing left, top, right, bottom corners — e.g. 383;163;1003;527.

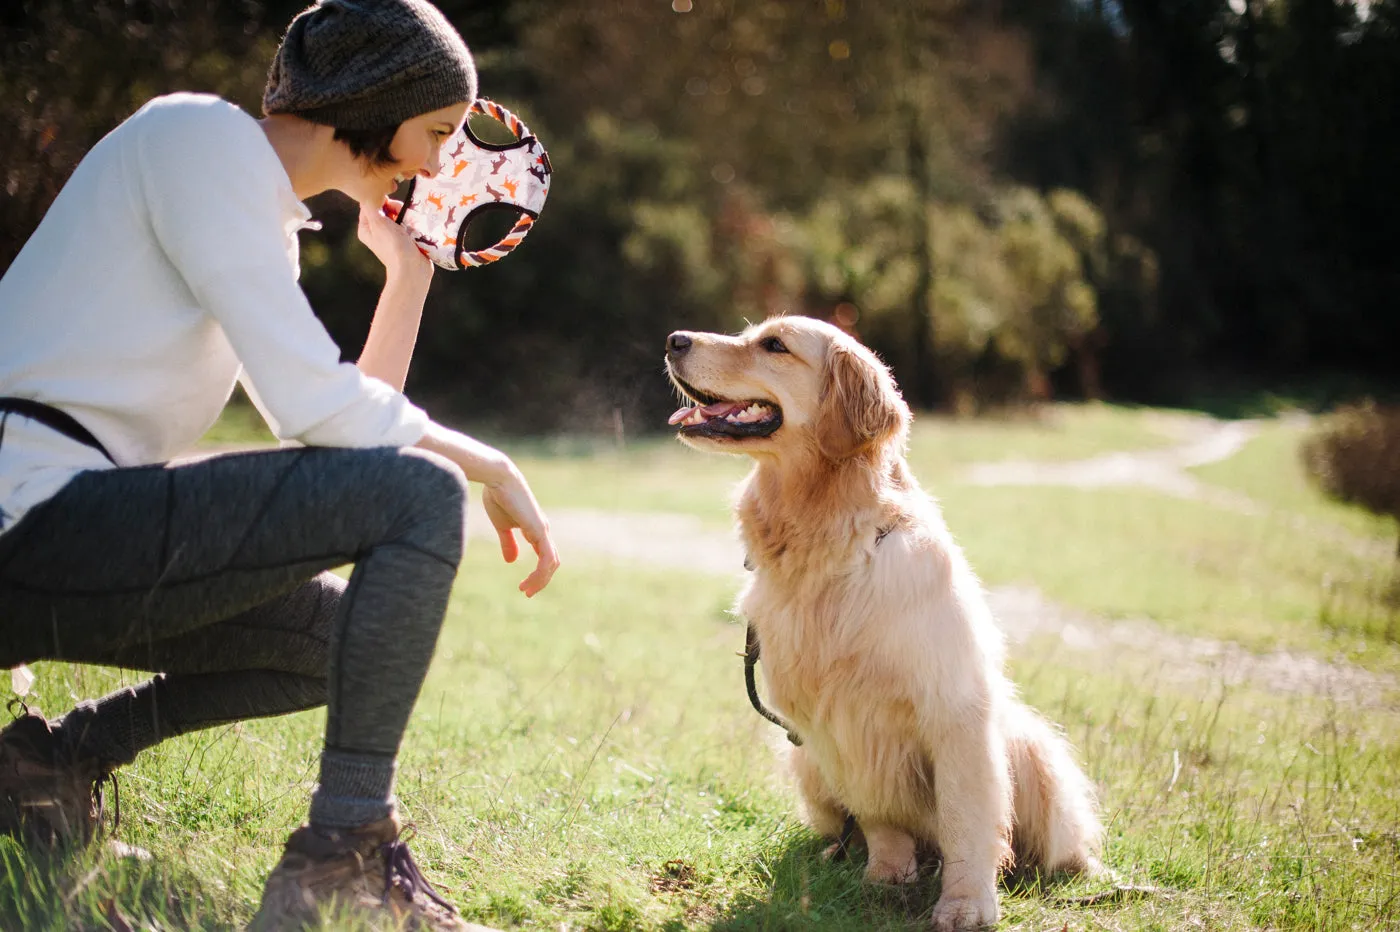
3;0;1396;430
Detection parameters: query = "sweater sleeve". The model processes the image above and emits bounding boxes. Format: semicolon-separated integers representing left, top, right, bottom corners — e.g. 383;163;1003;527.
131;96;428;449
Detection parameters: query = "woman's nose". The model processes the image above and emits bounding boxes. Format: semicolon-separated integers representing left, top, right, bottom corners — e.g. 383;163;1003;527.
423;147;443;178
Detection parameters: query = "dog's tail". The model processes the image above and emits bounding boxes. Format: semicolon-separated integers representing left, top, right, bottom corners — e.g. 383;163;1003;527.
1004;701;1104;875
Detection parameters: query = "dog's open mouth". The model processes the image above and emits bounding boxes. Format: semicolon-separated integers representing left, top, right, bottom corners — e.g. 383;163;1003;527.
667;376;782;439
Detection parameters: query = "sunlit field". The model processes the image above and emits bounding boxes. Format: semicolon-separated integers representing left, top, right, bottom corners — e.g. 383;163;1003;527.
4;403;1397;930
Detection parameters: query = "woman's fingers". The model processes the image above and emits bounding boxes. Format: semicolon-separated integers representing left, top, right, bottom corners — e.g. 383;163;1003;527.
357;199;430;273
518;530;560;597
483;482;559;596
497;526;520;563
483;491;520;563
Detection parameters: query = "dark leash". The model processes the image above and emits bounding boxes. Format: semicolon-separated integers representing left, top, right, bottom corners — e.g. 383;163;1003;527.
743;621;859;859
743;622;802;746
740;526;898;863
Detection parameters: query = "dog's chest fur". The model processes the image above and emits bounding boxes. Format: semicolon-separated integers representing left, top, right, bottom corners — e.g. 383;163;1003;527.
732;457;1001;820
735;468;919;734
737;503;958;823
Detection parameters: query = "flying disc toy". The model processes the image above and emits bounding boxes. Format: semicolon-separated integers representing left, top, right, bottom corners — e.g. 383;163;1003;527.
396;98;552;270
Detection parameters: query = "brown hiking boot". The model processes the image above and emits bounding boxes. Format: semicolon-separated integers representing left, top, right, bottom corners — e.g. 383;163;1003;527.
250;815;498;931
0;704;117;848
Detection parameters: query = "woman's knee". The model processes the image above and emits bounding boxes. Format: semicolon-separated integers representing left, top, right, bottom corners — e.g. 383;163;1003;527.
293;446;468;565
374;447;468;564
399;446;469;502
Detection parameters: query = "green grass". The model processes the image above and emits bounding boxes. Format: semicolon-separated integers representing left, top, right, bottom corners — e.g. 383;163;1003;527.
902;402;1179;482
938;482;1400;671
6;550;1399;930
197;393;275;447
7;401;1399;929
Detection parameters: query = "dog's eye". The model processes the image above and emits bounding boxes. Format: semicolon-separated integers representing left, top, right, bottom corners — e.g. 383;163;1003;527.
760;336;789;354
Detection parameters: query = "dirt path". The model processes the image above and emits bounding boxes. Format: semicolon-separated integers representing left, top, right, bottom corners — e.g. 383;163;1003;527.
964;414;1262;511
474;505;1397;708
964;412;1388;563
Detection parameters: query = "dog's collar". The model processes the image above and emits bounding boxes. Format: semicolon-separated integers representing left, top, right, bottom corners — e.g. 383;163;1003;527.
742;523;896;572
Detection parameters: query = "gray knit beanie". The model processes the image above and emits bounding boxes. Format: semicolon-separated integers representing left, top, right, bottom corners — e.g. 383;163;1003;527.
263;0;477;131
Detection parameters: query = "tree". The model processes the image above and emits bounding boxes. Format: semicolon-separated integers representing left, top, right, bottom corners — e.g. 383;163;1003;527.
1000;0;1400;399
0;0;285;267
519;0;1036;409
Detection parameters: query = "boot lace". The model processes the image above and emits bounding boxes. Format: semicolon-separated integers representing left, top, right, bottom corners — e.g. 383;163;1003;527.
95;769;120;836
380;837;457;914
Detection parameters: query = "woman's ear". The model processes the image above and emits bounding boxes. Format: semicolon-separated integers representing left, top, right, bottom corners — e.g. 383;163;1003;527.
814;341;909;461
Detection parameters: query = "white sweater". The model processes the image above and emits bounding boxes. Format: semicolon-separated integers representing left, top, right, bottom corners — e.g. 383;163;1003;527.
0;93;430;535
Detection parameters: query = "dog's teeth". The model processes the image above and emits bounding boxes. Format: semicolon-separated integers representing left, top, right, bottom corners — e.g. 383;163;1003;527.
730;403;770;424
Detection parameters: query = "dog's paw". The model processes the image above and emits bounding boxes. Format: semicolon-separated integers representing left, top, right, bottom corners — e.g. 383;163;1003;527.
930;892;999;931
864;851;919;885
820;841;848;862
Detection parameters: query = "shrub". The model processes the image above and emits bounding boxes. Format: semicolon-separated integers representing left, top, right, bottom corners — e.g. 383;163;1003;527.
1302;402;1400;557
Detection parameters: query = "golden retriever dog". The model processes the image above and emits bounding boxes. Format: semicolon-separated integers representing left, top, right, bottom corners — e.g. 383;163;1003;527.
664;316;1103;931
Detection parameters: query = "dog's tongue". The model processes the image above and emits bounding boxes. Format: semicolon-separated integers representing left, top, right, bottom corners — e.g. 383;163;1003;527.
668;400;742;425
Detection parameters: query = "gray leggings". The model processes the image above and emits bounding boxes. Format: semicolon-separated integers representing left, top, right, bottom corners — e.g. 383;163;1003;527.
0;445;467;829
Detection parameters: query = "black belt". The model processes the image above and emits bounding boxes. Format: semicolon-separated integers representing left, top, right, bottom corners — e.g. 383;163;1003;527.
0;397;116;465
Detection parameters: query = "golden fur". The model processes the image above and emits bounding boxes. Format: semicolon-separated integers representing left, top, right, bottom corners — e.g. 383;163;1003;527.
666;316;1103;931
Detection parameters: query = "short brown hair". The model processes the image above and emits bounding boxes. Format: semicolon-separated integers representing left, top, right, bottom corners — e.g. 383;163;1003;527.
334;124;400;167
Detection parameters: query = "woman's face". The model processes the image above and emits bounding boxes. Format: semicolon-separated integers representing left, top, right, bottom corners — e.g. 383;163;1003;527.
357;101;471;204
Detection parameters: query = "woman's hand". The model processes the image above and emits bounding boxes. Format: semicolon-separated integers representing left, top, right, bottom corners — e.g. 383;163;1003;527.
354;198;433;390
415;422;561;597
481;465;561;597
358;198;432;285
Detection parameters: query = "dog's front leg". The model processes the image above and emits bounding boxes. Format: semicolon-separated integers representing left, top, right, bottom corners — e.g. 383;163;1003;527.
929;719;1011;931
790;746;850;838
862;821;919;884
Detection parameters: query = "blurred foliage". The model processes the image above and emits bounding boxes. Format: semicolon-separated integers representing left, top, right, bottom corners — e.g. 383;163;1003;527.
1303;402;1400;557
2;0;1397;429
1001;0;1400;401
0;1;282;260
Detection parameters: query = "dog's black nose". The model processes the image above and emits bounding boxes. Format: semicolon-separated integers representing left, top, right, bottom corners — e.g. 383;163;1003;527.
667;333;692;356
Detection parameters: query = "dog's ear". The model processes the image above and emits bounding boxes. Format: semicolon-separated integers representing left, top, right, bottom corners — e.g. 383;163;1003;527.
815;341;909;461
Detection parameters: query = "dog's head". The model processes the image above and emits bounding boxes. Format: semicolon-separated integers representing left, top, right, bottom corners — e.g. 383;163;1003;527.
664;316;909;462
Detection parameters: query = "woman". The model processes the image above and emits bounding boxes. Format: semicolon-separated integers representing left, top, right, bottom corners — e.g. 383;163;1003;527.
0;0;554;928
